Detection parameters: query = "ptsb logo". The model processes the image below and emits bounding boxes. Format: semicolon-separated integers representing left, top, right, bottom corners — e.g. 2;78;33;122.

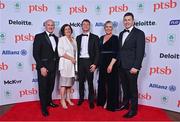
149;66;172;76
15;33;34;43
138;92;152;100
153;0;177;12
0;0;5;9
28;4;48;13
19;88;38;97
145;34;157;43
32;64;36;71
177;100;180;107
169;20;180;25
69;5;87;15
0;62;8;71
109;4;128;15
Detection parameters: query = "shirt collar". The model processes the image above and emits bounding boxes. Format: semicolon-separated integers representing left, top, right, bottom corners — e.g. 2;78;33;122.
82;32;90;36
46;31;53;36
125;26;134;33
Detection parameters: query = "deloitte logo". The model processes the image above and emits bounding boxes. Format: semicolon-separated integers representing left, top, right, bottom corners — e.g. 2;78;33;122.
16;62;24;71
167;33;176;45
2;49;27;56
134;20;156;26
0;32;6;43
160;53;179;59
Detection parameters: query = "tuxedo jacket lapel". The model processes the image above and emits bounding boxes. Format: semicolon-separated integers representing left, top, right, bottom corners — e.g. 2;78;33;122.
122;27;135;47
119;32;123;48
78;35;82;52
88;33;93;54
44;32;54;51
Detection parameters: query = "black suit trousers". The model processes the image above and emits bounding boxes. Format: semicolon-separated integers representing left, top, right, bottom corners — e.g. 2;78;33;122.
78;58;94;103
119;68;139;111
37;70;56;111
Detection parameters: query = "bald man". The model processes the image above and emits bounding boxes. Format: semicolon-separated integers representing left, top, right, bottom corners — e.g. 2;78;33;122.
33;19;59;116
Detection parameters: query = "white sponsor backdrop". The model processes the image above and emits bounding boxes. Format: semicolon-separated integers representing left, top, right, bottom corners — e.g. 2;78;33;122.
0;0;180;112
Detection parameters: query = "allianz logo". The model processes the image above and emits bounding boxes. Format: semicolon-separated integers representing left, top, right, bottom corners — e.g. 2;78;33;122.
149;83;176;92
95;21;118;27
2;49;27;56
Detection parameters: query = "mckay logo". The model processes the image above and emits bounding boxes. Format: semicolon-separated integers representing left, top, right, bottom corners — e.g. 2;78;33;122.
4;80;22;85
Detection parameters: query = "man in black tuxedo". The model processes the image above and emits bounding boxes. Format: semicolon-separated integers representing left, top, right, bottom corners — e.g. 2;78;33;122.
33;19;59;116
76;19;99;109
118;12;145;118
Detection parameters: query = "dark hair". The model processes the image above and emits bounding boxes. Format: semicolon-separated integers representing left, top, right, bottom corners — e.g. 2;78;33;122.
124;12;134;20
81;19;91;25
60;24;73;36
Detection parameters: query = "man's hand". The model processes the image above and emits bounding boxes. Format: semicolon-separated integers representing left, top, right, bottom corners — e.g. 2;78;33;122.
90;64;96;72
107;65;113;73
130;67;139;74
40;67;48;77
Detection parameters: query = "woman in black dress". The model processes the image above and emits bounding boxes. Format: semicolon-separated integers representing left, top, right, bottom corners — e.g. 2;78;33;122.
97;21;119;111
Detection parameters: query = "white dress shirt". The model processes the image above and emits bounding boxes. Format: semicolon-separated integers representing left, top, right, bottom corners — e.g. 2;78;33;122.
122;26;134;46
80;32;90;58
46;31;56;51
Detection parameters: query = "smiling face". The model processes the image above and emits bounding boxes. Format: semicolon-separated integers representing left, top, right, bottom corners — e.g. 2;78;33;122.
104;22;113;35
45;20;55;33
123;15;134;29
64;25;72;37
82;21;90;33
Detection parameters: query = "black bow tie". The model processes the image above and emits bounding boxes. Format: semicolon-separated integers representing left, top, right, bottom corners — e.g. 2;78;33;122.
49;33;54;37
123;29;130;33
82;34;88;36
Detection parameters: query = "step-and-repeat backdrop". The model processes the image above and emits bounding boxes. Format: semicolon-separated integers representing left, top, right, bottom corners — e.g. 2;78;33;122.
0;0;180;112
